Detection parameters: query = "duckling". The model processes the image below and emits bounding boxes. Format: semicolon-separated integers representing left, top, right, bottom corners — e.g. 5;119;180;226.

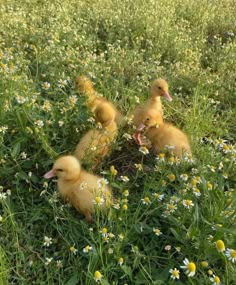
133;108;163;145
137;110;191;158
131;78;172;128
75;75;123;125
44;155;112;222
74;102;118;167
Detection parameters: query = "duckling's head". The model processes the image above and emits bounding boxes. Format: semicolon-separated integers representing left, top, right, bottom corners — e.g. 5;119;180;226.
95;103;116;127
137;109;163;131
75;76;94;93
150;78;172;101
44;155;81;181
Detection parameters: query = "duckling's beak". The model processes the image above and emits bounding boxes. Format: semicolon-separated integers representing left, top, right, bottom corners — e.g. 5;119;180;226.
44;169;55;179
137;123;146;131
163;92;172;102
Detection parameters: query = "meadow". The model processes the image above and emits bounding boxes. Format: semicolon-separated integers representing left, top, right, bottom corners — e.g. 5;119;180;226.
0;0;236;284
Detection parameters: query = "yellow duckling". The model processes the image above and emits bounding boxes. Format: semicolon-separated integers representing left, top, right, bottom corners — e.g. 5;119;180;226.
75;75;123;125
44;155;112;222
74;102;118;166
137;110;191;158
131;78;172;128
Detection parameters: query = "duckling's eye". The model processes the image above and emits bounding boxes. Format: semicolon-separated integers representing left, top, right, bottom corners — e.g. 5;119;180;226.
56;168;63;172
146;117;150;121
158;86;162;90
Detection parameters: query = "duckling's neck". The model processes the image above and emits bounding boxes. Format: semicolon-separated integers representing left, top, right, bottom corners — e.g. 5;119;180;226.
145;124;162;139
150;95;161;103
104;121;117;133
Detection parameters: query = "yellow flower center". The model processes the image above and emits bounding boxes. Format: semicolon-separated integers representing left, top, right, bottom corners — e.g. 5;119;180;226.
231;250;236;258
214;276;220;283
185;200;192;206
187;262;196;272
101;228;107;234
159;153;165;159
94;271;102;280
216;240;225;252
144;197;150;203
168;204;175;210
95;197;102;204
122;204;128;210
200;261;208;268
172;269;179;277
168;174;175;181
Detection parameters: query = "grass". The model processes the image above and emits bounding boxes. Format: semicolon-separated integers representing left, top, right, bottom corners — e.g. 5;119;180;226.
0;0;236;284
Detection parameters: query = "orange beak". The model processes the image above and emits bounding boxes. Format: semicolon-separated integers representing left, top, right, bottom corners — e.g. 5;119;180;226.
163;91;172;101
44;169;55;179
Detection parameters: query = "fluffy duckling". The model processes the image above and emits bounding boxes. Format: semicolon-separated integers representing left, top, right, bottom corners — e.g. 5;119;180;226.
44;155;112;222
137;110;191;158
131;78;172;128
75;75;123;125
74;102;118;166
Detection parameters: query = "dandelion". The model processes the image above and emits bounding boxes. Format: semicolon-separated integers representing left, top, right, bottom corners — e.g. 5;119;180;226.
169;268;180;280
43;236;53;247
139;146;149;155
83;245;93;253
70;245;78;255
93;196;105;206
94;271;103;283
118;257;124;266
141;196;151;205
210;275;221;285
225;248;236;263
181;258;196;277
168;173;175;182
183;199;194;209
153;228;162;236
120;176;129;182
110;165;118;176
215;240;225;252
45;257;53;266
